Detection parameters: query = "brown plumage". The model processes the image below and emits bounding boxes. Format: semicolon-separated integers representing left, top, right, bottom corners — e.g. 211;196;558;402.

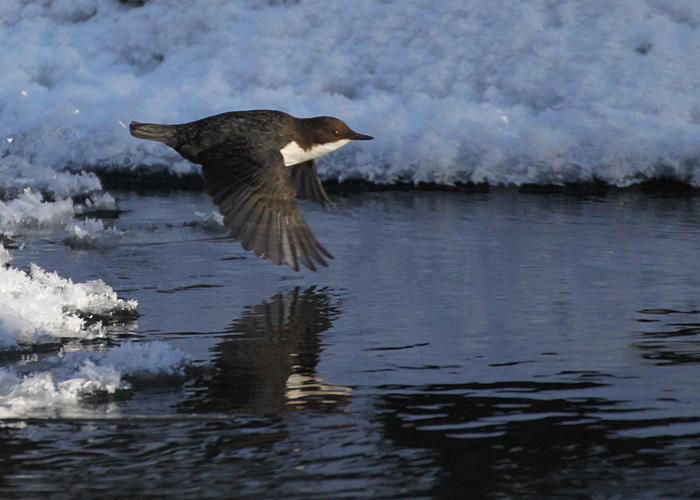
130;110;373;271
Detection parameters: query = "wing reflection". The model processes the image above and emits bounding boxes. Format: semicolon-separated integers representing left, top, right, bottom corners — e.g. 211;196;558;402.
179;286;350;414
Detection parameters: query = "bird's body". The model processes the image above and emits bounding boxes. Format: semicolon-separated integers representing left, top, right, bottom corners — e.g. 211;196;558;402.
130;110;372;271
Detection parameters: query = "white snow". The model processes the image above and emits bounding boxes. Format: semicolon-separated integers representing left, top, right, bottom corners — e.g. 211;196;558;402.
65;217;124;249
0;342;190;419
0;182;190;419
0;246;190;419
0;189;76;234
0;261;137;346
191;209;225;232
1;0;700;186
0;155;101;199
0;187;120;247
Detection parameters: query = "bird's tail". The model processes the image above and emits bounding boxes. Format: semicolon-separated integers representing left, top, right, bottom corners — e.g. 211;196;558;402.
129;122;176;144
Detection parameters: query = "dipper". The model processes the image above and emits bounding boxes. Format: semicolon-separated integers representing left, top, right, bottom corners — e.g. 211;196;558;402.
130;110;373;271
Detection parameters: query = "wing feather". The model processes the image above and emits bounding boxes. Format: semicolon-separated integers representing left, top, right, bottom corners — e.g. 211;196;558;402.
290;160;348;216
198;141;333;271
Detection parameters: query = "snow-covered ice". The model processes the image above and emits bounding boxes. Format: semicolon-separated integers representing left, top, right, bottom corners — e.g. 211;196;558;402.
0;155;101;200
0;237;194;419
0;153;186;420
0;258;137;347
2;0;700;186
0;341;190;419
0;246;191;419
64;217;124;249
0;188;75;234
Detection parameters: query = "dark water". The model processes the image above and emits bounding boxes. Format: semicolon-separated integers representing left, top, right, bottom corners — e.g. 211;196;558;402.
5;188;700;499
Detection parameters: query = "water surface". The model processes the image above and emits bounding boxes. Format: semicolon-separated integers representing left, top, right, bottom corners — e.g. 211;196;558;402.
5;189;700;499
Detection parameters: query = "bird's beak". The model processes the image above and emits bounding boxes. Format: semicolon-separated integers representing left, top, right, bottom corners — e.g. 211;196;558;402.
352;132;374;141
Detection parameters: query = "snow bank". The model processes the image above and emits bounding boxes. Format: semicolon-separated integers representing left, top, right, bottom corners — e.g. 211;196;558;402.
2;0;700;186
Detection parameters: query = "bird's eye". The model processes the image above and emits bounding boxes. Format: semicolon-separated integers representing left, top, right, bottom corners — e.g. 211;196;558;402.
333;130;339;136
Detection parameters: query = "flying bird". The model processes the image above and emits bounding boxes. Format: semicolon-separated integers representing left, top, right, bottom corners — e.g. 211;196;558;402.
130;110;373;271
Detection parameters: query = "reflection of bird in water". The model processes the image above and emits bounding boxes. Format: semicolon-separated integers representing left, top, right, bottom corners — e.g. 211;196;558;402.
130;110;373;271
179;286;351;414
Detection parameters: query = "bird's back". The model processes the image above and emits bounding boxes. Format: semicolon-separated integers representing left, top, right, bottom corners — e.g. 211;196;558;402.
163;110;294;162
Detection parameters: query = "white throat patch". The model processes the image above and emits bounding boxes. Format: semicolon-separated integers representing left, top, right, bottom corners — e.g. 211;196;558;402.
280;139;351;167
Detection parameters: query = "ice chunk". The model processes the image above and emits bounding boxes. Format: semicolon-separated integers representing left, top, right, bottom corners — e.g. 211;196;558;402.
0;156;101;200
0;189;75;234
0;342;190;419
0;258;137;347
64;217;124;249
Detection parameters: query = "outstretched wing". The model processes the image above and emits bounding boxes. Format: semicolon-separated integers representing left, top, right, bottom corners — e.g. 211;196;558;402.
198;141;333;272
290;160;348;216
